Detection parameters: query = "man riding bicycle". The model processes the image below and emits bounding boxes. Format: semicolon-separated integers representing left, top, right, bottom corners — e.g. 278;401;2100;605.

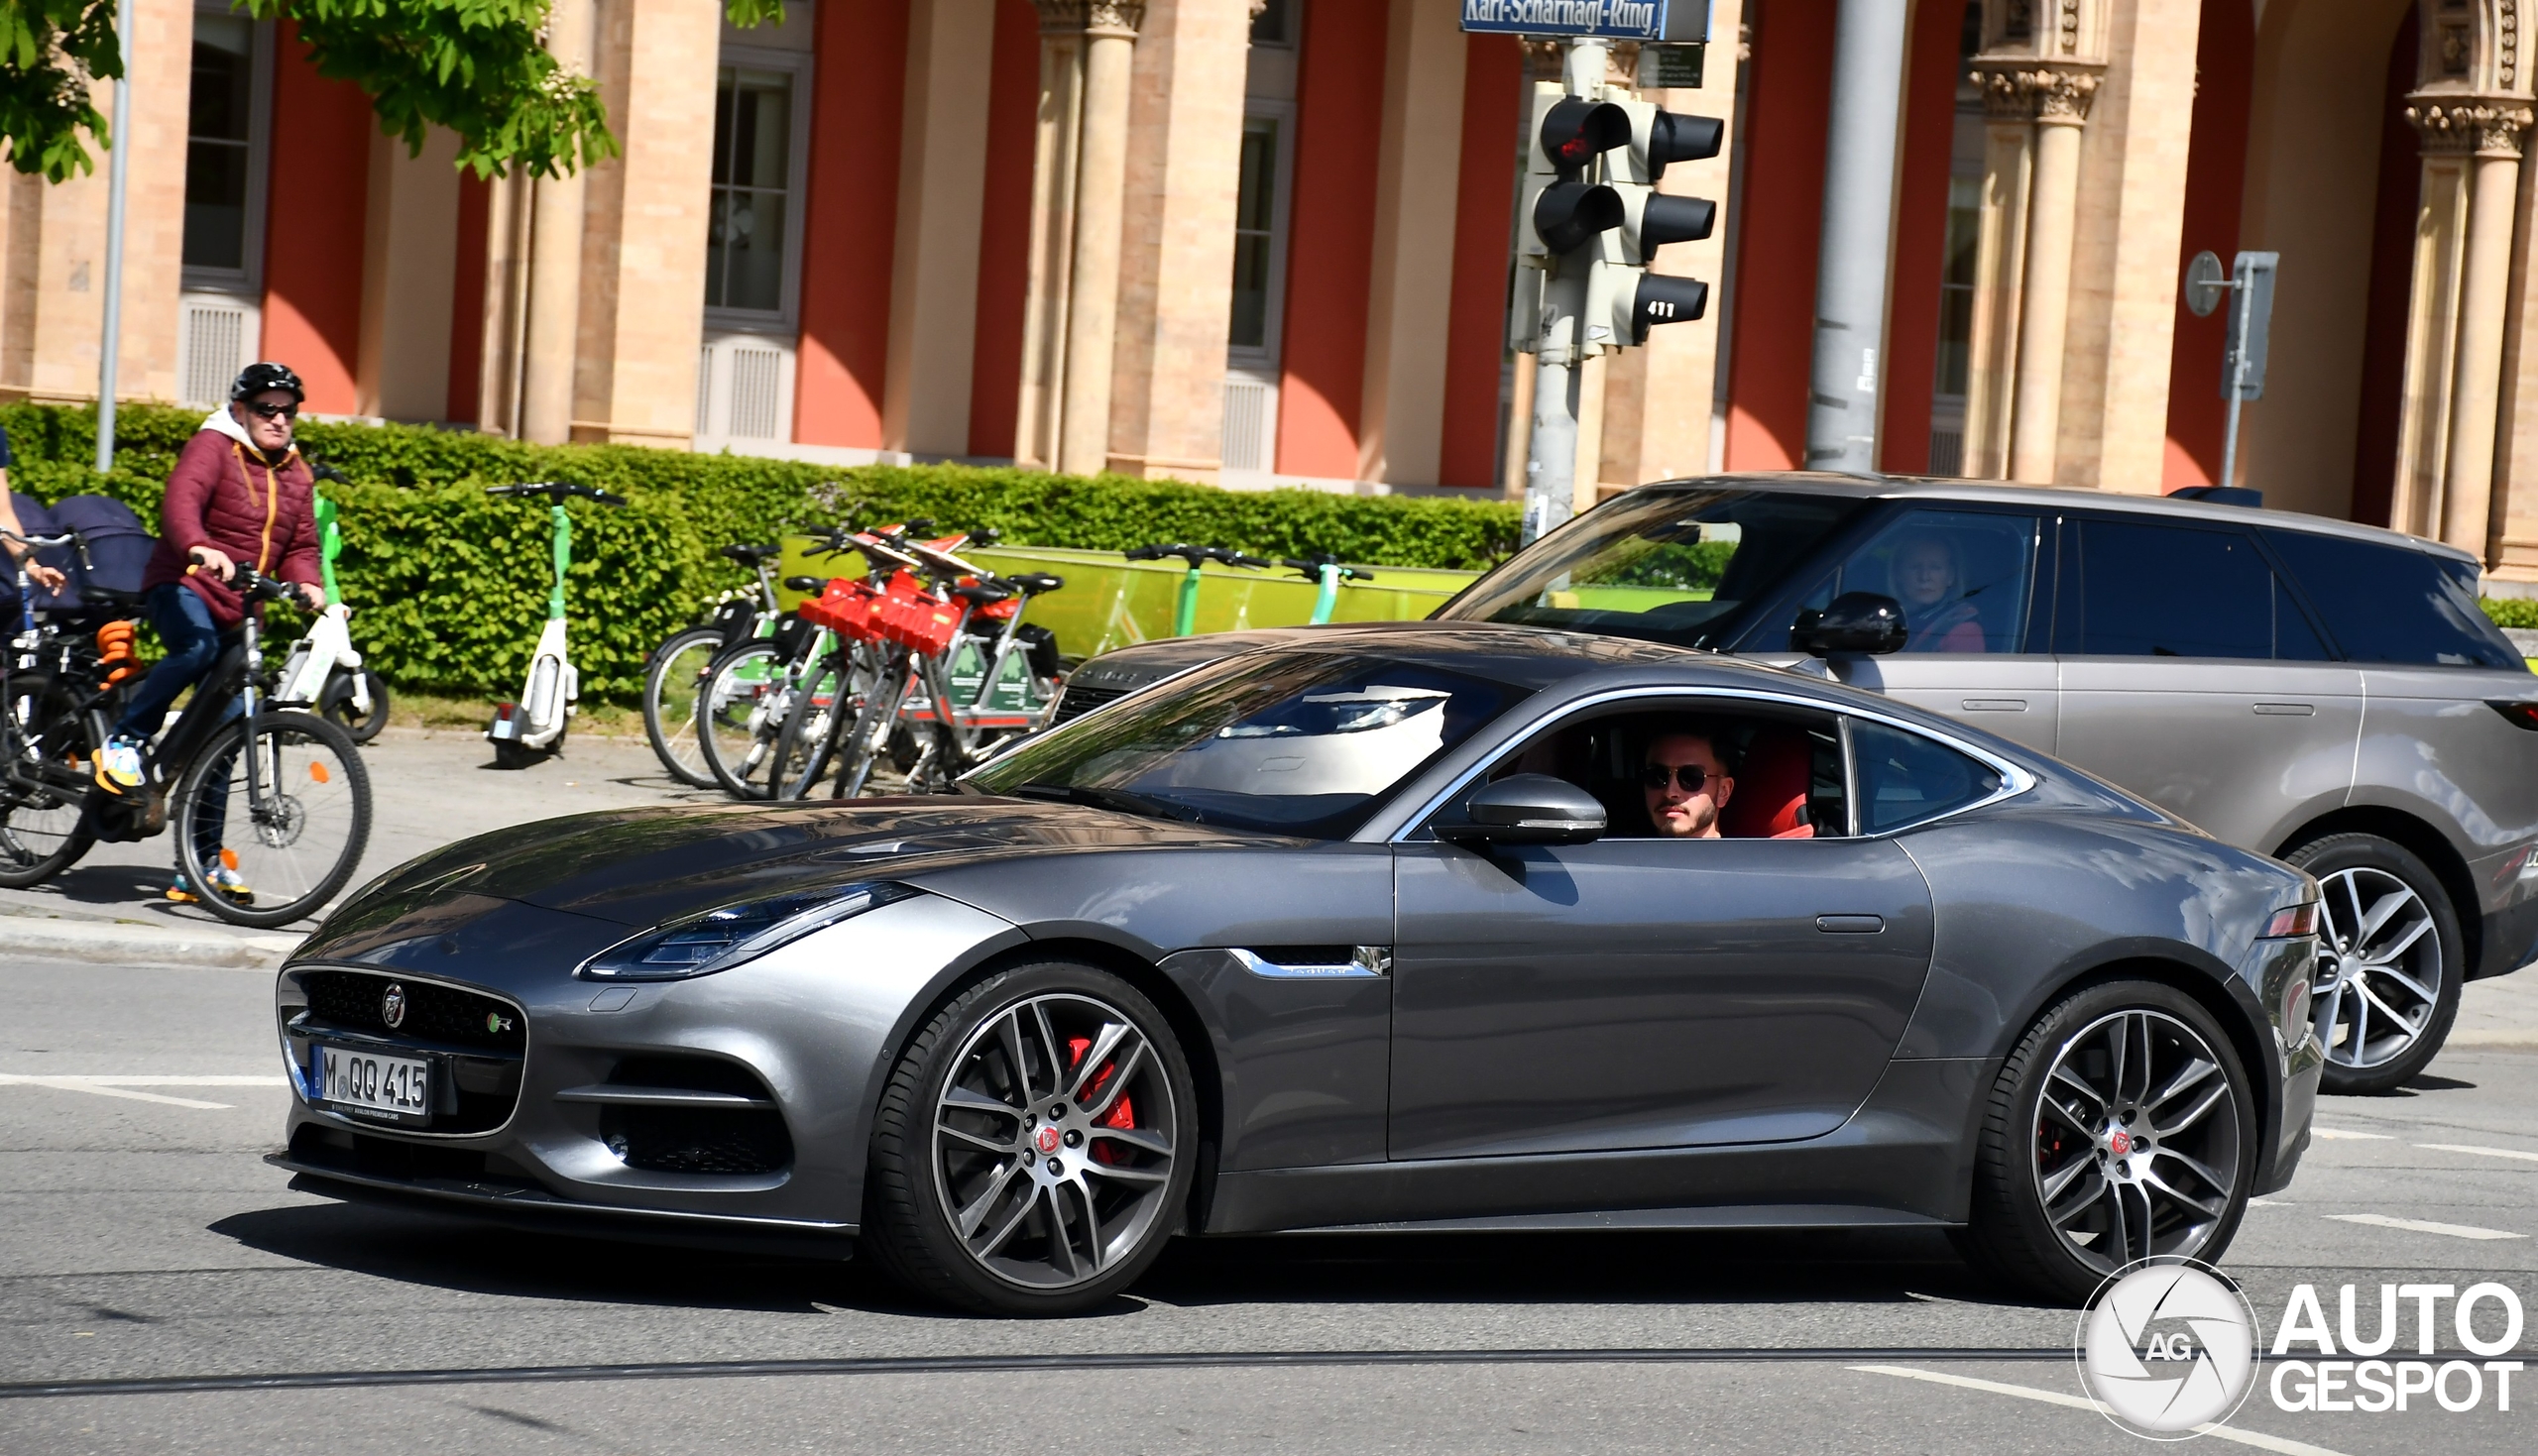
93;363;327;902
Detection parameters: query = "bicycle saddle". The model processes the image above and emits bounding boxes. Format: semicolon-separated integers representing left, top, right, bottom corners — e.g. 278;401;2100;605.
951;582;1013;607
783;575;829;594
722;543;781;566
1006;573;1065;595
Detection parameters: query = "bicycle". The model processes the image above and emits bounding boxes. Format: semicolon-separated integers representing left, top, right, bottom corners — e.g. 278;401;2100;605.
640;541;783;788
0;533;372;928
783;528;1065;799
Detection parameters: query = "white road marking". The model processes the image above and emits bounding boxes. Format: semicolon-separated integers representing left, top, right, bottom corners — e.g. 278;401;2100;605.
2309;1128;2392;1141
2418;1142;2538;1166
0;1073;287;1111
2325;1212;2525;1241
1849;1366;2354;1456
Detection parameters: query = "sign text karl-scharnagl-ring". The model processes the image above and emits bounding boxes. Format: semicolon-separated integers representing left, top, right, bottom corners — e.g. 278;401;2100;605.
1459;0;1711;43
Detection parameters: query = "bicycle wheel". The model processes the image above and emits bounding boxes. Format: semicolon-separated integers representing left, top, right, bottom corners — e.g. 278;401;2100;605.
832;651;914;800
0;672;95;888
698;639;788;799
641;625;725;788
173;712;372;929
770;653;850;800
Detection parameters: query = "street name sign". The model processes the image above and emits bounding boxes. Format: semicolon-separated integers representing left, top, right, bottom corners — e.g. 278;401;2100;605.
1460;1;1710;43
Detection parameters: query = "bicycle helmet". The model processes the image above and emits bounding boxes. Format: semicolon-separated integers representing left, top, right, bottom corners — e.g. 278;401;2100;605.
230;361;305;403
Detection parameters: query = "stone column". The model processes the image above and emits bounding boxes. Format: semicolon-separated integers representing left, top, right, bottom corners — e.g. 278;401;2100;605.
883;0;997;458
2416;103;2529;556
1969;60;2102;485
520;0;595;444
1017;2;1146;477
357;127;461;421
1357;0;1468;488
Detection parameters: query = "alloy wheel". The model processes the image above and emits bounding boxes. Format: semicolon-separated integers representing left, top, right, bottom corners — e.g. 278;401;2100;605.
931;992;1179;1291
2031;1008;2244;1274
2313;866;2442;1073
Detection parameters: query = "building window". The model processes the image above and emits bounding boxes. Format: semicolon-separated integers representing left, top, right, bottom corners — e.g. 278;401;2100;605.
183;13;268;286
1250;0;1295;45
705;65;798;316
1230;118;1279;353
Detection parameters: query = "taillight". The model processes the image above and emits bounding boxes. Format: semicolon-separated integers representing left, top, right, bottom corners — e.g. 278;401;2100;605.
2489;701;2538;730
2262;903;2319;939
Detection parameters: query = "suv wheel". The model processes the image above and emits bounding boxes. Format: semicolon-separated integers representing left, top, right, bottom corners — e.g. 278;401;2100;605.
1960;979;2255;1304
865;961;1196;1315
2285;833;2463;1095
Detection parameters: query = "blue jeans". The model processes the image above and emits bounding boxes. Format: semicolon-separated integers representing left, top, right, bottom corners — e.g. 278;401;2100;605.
112;583;242;868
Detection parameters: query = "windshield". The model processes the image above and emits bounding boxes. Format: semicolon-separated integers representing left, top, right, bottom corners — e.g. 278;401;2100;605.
967;652;1530;839
1437;486;1867;647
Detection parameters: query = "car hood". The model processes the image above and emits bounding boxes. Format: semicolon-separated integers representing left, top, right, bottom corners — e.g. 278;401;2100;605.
304;799;1263;946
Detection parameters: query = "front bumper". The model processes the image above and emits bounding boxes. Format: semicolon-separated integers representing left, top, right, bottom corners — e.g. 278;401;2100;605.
274;891;1022;1244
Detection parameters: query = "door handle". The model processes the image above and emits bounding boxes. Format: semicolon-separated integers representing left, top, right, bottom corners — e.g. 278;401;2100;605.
1960;698;2026;712
2252;703;2317;716
1815;914;1885;934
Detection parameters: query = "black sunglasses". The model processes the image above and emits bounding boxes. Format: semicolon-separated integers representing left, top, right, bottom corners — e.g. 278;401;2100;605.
1640;763;1721;793
244;400;298;420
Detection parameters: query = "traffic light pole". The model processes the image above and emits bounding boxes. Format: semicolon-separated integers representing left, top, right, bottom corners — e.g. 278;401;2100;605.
1521;40;1610;546
1803;0;1909;472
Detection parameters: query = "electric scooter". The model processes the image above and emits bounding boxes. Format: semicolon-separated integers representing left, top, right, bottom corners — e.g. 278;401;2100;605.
484;482;628;769
1281;553;1377;625
272;483;390;742
1123;543;1270;636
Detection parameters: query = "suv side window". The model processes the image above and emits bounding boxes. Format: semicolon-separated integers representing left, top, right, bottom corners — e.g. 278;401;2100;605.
2056;518;2321;659
1790;507;2044;653
1850;720;2004;834
2261;529;2521;669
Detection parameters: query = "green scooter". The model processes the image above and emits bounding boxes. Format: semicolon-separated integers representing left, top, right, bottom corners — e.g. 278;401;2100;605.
484;482;629;769
1124;543;1270;636
1281;554;1376;625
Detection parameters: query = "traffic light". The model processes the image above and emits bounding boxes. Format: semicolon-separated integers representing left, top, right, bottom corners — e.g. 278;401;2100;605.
1584;98;1723;349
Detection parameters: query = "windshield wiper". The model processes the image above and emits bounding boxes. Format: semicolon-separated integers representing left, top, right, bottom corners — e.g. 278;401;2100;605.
1008;783;1201;823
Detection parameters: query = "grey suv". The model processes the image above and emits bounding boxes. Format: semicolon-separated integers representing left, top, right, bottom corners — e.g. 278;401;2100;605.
1056;475;2538;1092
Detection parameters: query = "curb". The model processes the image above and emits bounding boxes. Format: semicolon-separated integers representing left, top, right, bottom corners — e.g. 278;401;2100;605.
2;914;299;970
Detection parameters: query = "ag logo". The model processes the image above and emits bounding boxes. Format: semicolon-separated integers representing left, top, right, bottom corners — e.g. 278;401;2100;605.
2075;1261;2259;1439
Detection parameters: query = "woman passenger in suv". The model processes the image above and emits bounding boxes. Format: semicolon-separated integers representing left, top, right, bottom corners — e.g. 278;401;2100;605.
1894;534;1987;652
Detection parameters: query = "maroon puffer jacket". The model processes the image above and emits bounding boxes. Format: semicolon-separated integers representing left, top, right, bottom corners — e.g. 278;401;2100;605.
139;429;321;626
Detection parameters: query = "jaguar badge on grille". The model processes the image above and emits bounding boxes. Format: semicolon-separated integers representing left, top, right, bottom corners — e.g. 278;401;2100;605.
382;983;407;1030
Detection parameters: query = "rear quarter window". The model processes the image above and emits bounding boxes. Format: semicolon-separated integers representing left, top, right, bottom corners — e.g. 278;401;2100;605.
2260;530;2521;669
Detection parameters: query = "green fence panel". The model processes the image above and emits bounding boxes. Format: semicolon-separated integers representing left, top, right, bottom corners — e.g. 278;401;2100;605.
773;540;1479;662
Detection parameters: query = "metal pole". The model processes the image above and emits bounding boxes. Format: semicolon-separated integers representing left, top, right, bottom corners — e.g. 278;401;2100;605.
2219;273;2251;492
1803;0;1910;473
1520;41;1607;545
93;0;135;474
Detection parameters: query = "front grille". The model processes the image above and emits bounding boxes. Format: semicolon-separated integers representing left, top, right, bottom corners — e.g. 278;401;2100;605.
599;1056;792;1176
301;970;525;1053
1051;682;1127;727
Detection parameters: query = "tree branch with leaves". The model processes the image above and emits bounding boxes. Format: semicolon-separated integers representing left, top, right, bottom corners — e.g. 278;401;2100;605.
0;0;786;183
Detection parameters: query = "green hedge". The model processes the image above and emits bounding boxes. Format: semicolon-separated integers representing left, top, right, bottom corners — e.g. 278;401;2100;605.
3;402;1520;702
2482;597;2538;630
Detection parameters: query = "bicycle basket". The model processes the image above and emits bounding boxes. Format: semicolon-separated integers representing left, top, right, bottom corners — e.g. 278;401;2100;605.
769;612;820;660
710;596;758;647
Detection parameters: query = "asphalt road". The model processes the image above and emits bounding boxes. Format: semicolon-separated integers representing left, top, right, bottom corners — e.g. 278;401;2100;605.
2;947;2534;1455
3;733;2537;1453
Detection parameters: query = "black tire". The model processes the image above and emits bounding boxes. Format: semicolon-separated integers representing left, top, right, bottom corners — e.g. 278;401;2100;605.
768;655;848;800
173;712;372;929
319;669;391;743
697;639;786;800
2284;833;2464;1095
1959;978;2256;1304
640;625;725;789
864;960;1198;1316
0;672;95;888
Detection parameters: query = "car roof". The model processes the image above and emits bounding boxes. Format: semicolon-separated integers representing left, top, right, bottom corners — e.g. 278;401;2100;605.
1637;472;2478;567
1248;621;1910;704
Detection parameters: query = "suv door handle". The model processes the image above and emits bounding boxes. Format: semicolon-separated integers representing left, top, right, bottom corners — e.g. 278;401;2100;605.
2252;703;2317;716
1815;914;1885;934
1960;698;2026;712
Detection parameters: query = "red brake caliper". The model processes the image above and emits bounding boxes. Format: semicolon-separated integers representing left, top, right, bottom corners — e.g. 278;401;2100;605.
1065;1036;1137;1165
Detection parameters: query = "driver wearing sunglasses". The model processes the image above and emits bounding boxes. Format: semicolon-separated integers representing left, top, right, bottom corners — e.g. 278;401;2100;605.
1641;726;1737;840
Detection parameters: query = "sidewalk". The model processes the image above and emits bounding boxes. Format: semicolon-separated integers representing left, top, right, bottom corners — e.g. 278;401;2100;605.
0;727;716;966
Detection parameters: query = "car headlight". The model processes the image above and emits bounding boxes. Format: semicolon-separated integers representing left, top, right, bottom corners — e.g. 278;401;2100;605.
579;881;920;981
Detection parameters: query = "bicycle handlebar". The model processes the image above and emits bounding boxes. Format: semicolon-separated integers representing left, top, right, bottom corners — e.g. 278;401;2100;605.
0;526;93;571
1125;543;1270;570
486;481;630;507
1282;554;1375;584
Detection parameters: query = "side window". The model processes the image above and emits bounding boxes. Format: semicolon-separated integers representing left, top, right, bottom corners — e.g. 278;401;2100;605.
2262;529;2522;669
1851;721;2004;835
1791;508;2042;653
2058;519;2276;659
1472;704;1849;840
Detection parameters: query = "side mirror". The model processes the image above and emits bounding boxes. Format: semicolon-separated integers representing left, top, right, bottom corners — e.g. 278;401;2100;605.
1793;591;1907;655
1435;774;1607;846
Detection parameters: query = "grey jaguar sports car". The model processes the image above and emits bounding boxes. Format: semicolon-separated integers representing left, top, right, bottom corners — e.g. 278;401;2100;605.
272;625;2323;1314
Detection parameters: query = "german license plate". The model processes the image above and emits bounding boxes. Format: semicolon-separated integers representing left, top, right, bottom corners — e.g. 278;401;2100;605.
316;1046;430;1120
